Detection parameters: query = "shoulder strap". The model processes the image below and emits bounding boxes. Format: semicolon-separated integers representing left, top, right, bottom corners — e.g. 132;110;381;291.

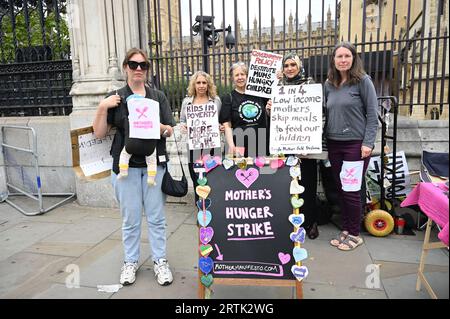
170;129;186;177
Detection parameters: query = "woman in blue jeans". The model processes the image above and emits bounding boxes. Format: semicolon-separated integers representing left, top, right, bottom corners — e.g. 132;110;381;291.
93;48;175;286
325;42;378;251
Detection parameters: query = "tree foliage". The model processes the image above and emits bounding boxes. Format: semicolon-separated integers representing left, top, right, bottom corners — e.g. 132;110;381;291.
0;0;69;62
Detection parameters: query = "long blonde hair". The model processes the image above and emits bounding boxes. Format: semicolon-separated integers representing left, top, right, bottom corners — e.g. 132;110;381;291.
187;71;217;98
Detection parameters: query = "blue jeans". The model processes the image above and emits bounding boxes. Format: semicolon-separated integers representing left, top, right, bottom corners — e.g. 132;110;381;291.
111;166;167;263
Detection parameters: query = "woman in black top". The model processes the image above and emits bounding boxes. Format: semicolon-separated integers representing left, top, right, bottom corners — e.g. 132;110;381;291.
267;52;320;239
219;62;269;158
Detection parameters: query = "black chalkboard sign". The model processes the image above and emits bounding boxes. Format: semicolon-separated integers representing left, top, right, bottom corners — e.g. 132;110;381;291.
206;165;295;280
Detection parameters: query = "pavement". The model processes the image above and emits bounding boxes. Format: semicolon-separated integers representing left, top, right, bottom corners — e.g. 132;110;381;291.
0;195;448;300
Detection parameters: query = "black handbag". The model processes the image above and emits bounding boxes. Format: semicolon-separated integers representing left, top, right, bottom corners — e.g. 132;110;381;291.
161;130;188;197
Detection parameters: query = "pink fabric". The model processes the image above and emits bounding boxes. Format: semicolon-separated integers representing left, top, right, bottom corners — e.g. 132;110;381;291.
401;182;449;246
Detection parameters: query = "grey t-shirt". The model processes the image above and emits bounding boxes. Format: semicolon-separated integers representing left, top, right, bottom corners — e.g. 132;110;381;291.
324;74;378;148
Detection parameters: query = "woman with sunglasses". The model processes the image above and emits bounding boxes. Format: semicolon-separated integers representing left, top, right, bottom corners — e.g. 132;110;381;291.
266;52;320;240
179;70;222;203
219;62;269;158
93;48;175;287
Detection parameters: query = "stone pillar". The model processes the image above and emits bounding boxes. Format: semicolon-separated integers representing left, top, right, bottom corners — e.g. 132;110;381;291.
68;0;147;207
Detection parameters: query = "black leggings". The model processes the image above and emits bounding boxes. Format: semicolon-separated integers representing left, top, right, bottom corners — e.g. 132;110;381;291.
298;158;318;228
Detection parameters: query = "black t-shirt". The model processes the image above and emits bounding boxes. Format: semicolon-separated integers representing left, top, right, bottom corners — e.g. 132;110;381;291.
219;90;269;156
219;90;268;129
106;84;175;174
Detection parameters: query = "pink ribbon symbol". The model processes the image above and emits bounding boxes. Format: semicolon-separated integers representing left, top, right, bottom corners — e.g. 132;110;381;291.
136;106;148;119
345;167;356;178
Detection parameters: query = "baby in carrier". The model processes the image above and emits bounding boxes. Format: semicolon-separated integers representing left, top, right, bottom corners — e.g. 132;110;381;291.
118;94;157;185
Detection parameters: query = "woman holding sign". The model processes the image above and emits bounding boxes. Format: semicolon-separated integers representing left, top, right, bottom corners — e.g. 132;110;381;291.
325;42;378;251
266;52;320;240
219;62;269;158
180;71;222;202
93;48;175;286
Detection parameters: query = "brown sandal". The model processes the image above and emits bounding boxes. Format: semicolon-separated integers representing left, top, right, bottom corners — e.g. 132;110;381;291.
330;231;349;247
337;235;363;251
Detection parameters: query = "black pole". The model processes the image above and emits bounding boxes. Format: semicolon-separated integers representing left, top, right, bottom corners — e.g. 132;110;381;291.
202;32;209;73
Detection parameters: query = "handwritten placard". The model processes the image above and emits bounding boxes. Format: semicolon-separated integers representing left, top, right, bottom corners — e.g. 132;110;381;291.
186;102;221;150
269;84;323;154
128;97;160;139
367;151;412;198
70;126;115;180
207;165;295;279
245;50;283;98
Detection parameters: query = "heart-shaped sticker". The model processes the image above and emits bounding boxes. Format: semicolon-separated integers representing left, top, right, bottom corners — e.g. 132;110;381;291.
288;213;305;227
293;247;308;262
286;156;299;166
278;252;291;265
291;265;309;281
196;198;211;210
199;256;214;274
235;168;259;188
270;159;285;169
200;274;214;287
193;162;205;173
254;156;266;168
203;155;222;173
199;226;214;244
290;196;304;209
197;210;212;227
199;244;213;257
290;179;305;195
290;227;306;243
289;166;301;178
197;176;208;186
222;158;234;170
196;185;211;199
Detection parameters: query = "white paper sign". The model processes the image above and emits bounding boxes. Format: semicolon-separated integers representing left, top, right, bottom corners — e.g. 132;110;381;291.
186;102;221;150
245;50;283;98
367;150;411;198
127;98;160;139
269;83;323;154
78;131;114;176
340;160;364;191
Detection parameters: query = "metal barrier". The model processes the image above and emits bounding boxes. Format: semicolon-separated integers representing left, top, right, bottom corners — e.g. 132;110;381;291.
0;125;75;216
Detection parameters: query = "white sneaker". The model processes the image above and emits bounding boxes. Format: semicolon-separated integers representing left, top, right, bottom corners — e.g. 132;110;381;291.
153;258;173;286
119;262;138;285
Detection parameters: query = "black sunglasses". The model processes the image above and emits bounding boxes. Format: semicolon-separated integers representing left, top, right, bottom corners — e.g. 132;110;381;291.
127;60;149;70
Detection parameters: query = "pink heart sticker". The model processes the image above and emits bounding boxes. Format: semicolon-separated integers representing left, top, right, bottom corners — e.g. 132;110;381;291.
270;159;285;169
278;252;291;265
235;168;259;188
254;156;266;168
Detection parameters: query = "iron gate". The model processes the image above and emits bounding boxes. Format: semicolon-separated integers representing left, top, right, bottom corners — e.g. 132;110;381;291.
0;0;72;117
147;0;448;119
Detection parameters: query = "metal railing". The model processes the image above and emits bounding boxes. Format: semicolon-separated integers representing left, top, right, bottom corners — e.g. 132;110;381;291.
147;0;448;119
1;125;75;215
0;0;72;117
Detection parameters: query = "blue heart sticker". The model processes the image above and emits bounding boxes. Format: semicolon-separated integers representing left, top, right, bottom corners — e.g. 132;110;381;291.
291;265;309;281
293;247;308;262
197;210;212;227
196;198;212;210
199;256;214;274
288;213;305;227
290;227;306;243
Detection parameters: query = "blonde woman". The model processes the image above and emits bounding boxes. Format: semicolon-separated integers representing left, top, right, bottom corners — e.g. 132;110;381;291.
180;71;222;202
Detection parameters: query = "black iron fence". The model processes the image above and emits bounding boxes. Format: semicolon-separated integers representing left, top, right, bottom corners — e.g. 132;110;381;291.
0;0;72;116
148;0;449;119
0;0;448;119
